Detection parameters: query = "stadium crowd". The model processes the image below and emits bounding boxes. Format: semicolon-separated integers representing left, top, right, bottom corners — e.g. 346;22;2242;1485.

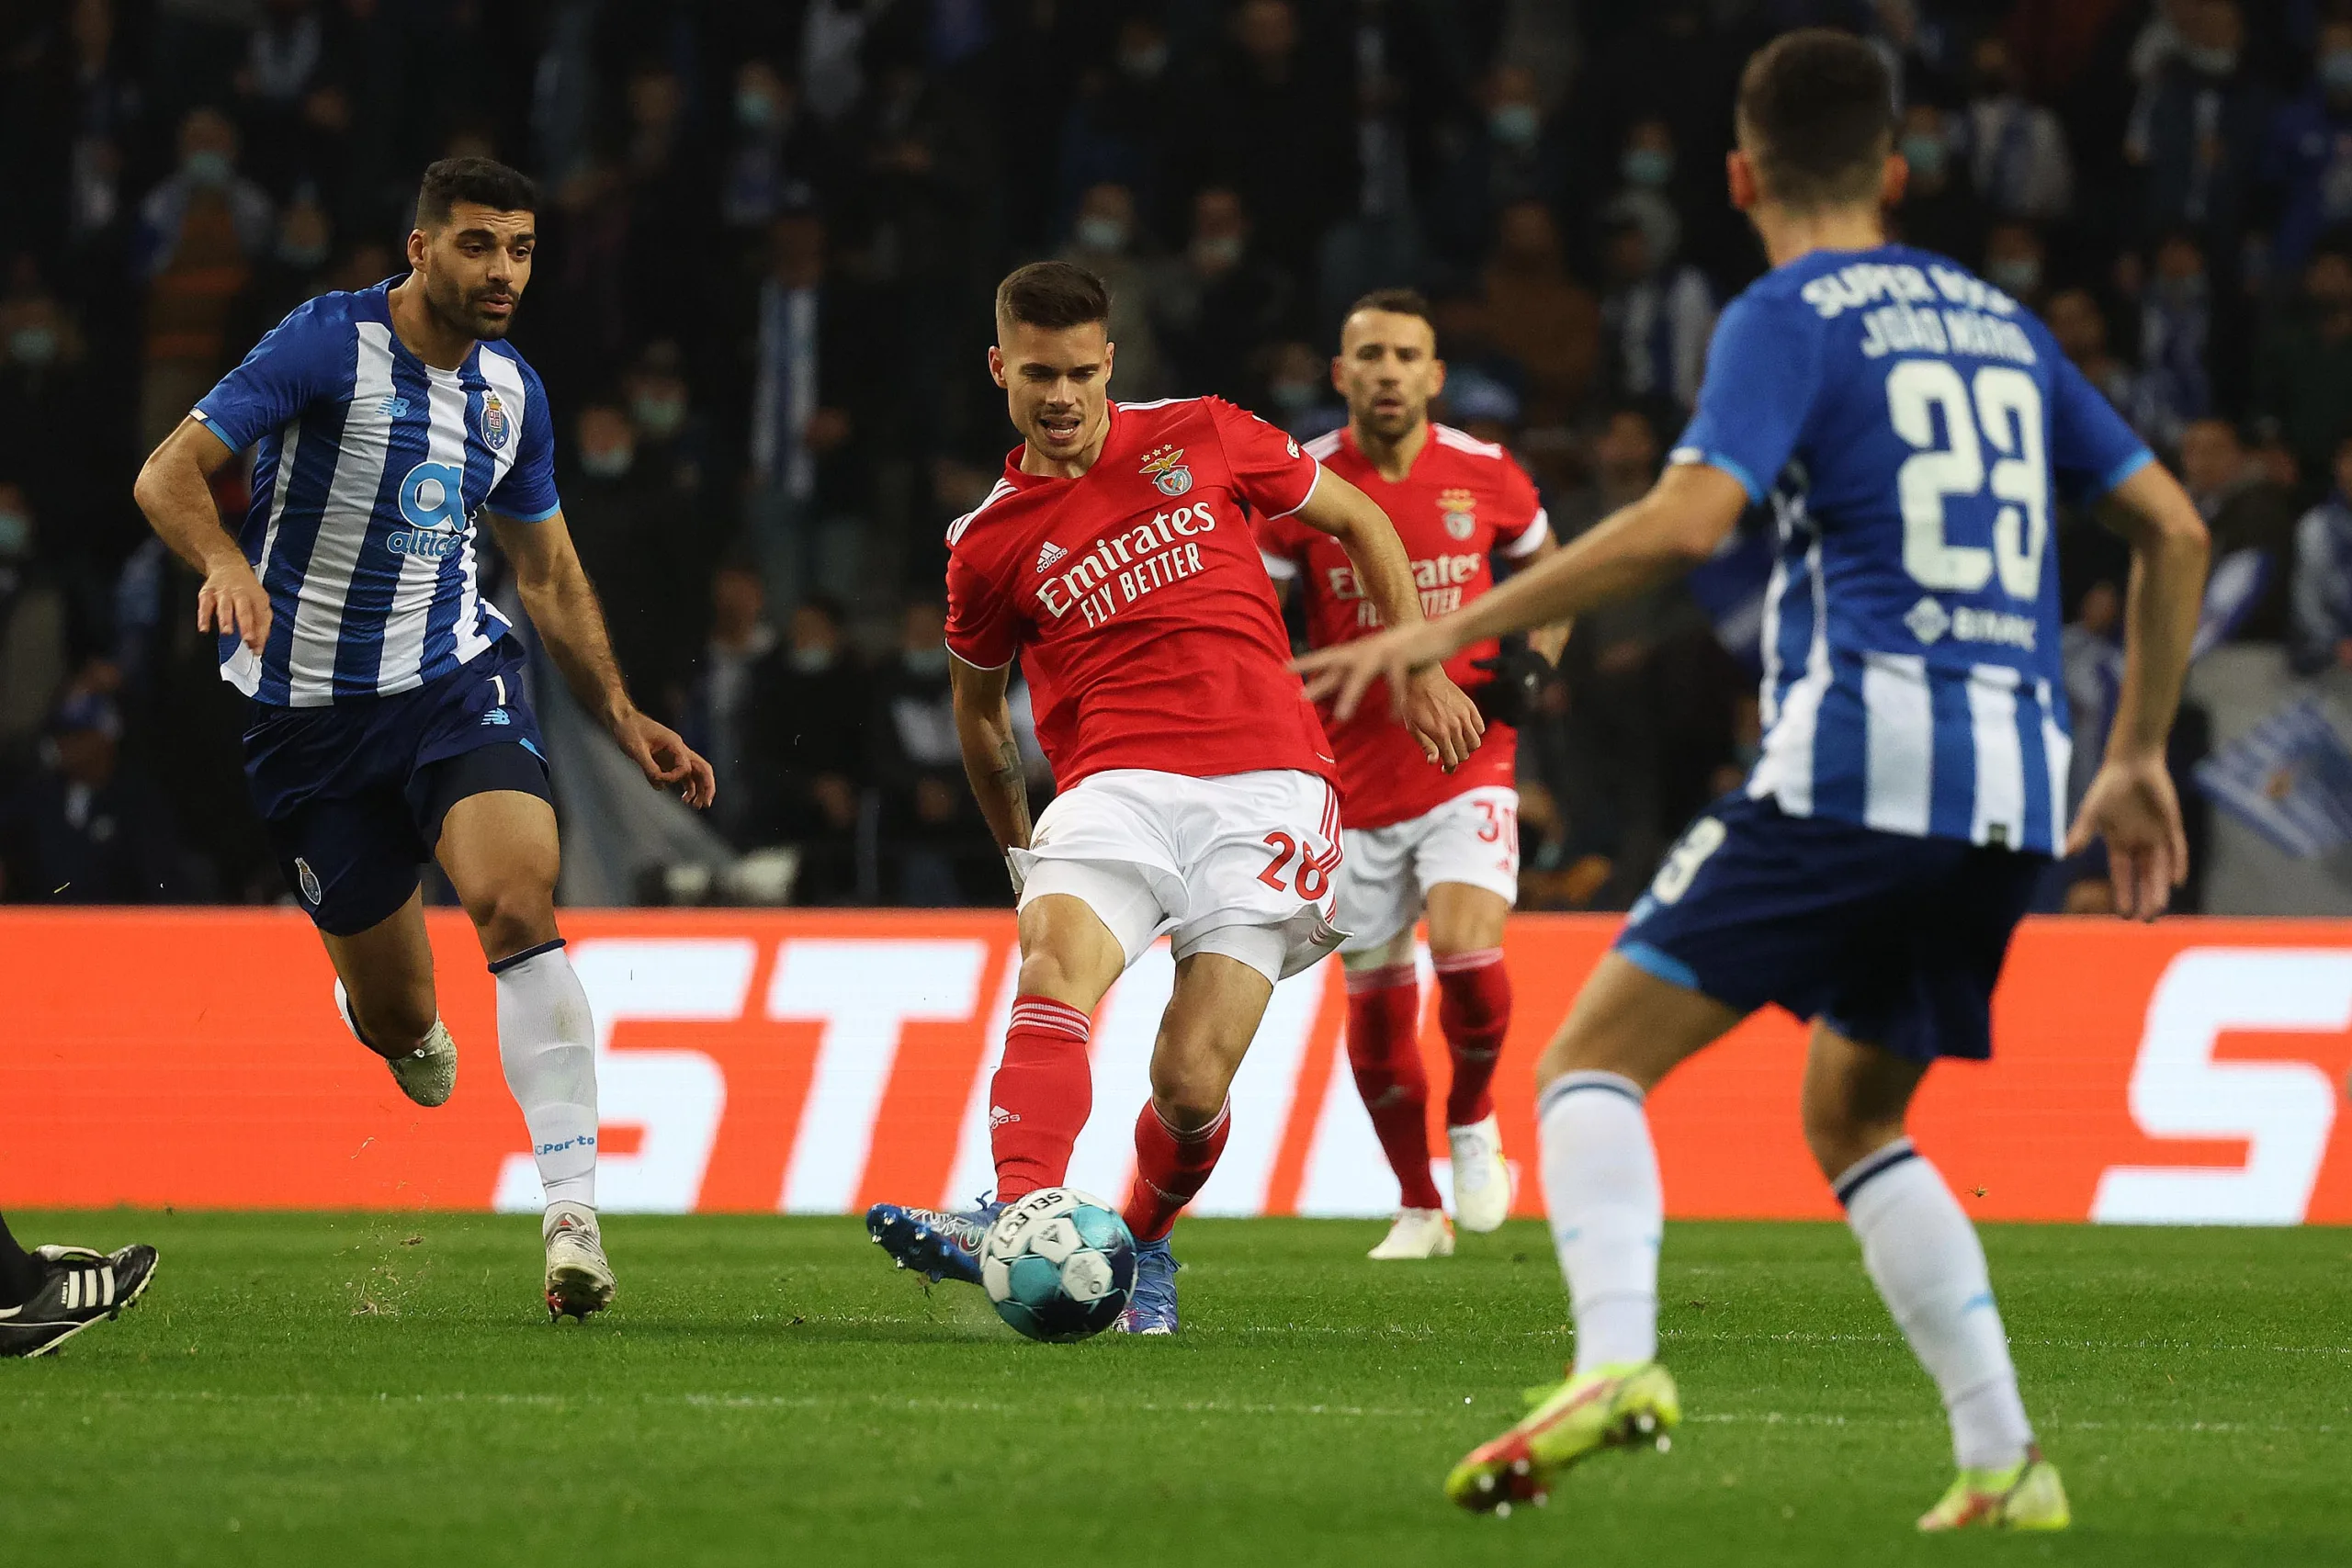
0;0;2348;910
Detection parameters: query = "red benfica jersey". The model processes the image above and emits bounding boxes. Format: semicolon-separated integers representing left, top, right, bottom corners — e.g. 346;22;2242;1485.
1257;423;1549;829
944;397;1339;789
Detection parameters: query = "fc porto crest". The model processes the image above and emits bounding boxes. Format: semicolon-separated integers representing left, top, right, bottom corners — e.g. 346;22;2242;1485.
1441;487;1478;541
294;856;322;906
480;389;511;451
1140;444;1193;497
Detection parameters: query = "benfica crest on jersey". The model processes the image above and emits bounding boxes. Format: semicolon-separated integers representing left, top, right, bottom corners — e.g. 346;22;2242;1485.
1441;487;1477;540
1139;444;1193;496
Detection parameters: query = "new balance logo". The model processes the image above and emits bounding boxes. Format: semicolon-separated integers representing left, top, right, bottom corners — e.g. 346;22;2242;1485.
1035;542;1068;573
989;1104;1021;1128
379;395;412;419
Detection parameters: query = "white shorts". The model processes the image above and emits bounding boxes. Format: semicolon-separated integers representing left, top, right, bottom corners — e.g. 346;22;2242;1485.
1335;785;1521;954
1012;768;1345;985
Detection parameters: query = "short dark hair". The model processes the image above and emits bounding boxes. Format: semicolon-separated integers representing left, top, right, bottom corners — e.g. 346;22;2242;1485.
415;157;539;231
995;261;1111;333
1346;288;1432;325
1736;29;1894;210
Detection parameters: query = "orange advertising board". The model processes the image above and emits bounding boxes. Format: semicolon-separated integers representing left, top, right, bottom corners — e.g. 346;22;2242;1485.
4;910;2349;1224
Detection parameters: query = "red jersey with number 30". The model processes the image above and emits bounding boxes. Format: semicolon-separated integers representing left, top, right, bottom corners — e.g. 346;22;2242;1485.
944;397;1339;789
1256;423;1550;829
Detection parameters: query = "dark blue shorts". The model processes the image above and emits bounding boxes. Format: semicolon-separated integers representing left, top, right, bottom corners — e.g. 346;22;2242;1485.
1612;793;2046;1063
243;638;552;936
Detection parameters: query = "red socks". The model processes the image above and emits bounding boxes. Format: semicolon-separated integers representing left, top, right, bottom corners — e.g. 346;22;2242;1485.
989;996;1094;1201
1345;963;1444;1210
1435;948;1510;1127
1122;1099;1231;1244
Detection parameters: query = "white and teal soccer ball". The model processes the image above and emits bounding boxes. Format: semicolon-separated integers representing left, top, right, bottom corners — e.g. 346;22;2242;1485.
979;1187;1137;1342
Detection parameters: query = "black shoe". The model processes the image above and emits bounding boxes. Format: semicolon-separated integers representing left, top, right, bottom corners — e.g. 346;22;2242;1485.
0;1244;160;1359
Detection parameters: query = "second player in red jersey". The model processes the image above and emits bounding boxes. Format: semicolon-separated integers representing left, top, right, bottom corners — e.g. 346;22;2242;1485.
865;264;1483;1332
1257;290;1566;1261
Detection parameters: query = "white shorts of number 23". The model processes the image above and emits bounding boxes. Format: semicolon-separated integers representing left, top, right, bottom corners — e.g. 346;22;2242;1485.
1332;785;1521;956
1012;769;1347;985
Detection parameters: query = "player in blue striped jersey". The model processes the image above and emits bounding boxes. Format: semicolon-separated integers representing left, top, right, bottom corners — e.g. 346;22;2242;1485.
1298;31;2209;1529
133;159;715;1321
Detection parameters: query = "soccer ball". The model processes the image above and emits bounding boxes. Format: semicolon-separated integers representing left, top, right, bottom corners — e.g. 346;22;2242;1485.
979;1187;1137;1342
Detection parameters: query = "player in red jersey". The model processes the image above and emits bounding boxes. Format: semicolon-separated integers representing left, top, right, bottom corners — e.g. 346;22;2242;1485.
1257;290;1566;1259
865;262;1484;1333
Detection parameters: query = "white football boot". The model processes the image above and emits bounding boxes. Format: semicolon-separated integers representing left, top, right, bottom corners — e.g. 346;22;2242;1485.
1367;1207;1455;1259
542;1201;616;1321
334;979;457;1108
1448;1114;1512;1234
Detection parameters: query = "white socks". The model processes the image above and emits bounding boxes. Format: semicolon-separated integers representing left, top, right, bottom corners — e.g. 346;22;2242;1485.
492;941;598;1210
1539;1071;1663;1373
1838;1140;2032;1472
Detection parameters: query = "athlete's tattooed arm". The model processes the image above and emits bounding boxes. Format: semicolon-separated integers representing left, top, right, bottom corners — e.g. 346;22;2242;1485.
951;651;1034;868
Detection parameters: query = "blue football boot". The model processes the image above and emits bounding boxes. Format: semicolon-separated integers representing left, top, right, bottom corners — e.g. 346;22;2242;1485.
1114;1236;1178;1335
865;1199;1001;1286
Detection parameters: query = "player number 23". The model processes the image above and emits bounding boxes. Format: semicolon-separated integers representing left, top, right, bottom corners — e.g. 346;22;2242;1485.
1886;359;2048;602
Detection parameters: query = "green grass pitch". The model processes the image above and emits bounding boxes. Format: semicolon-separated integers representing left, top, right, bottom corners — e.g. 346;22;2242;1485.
4;1212;2346;1566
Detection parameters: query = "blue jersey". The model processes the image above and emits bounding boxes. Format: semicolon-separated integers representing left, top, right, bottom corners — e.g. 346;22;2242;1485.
192;281;560;707
1670;244;2153;855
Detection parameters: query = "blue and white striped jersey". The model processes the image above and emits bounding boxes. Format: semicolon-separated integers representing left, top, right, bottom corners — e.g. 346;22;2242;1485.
1670;243;2154;855
191;280;560;707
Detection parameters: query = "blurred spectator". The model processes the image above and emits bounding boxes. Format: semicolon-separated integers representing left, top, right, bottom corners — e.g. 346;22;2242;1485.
625;339;711;499
2179;416;2297;641
739;209;870;608
133;107;275;451
871;596;996;905
1059;17;1179;233
57;0;144;254
1260;341;1343;441
0;692;187;905
2254;237;2352;484
1197;0;1351;277
2134;231;2215;451
2046;288;2139;415
0;266;108;530
1600;118;1685;275
1963;36;2074;223
1157;186;1294;400
1596;217;1714;412
1892;100;1987;263
2126;0;2268;248
232;0;348;200
561;403;697;723
1981;220;2050;312
1433;63;1567;267
720;61;824;238
0;483;70;783
2263;17;2352;277
683;562;780;850
1059;183;1170;401
2290;433;2352;674
748;594;869;903
1481;200;1597;422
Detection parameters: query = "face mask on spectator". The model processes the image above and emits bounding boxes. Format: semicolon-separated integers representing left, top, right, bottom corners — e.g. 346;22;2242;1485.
1987;257;2041;296
1119;41;1169;80
1192;233;1243;270
0;509;29;558
1270;378;1317;412
1074;216;1128;253
2181;44;2237;76
902;645;949;677
581;445;634;479
736;88;776;130
633;393;687;439
9;326;59;367
183;150;233;186
2324;49;2352;95
790;645;836;674
1899;133;1946;181
1621;147;1672;188
1489;104;1541;149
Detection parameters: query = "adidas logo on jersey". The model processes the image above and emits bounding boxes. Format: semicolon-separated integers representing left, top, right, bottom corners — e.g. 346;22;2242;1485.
1035;542;1068;573
989;1104;1021;1128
